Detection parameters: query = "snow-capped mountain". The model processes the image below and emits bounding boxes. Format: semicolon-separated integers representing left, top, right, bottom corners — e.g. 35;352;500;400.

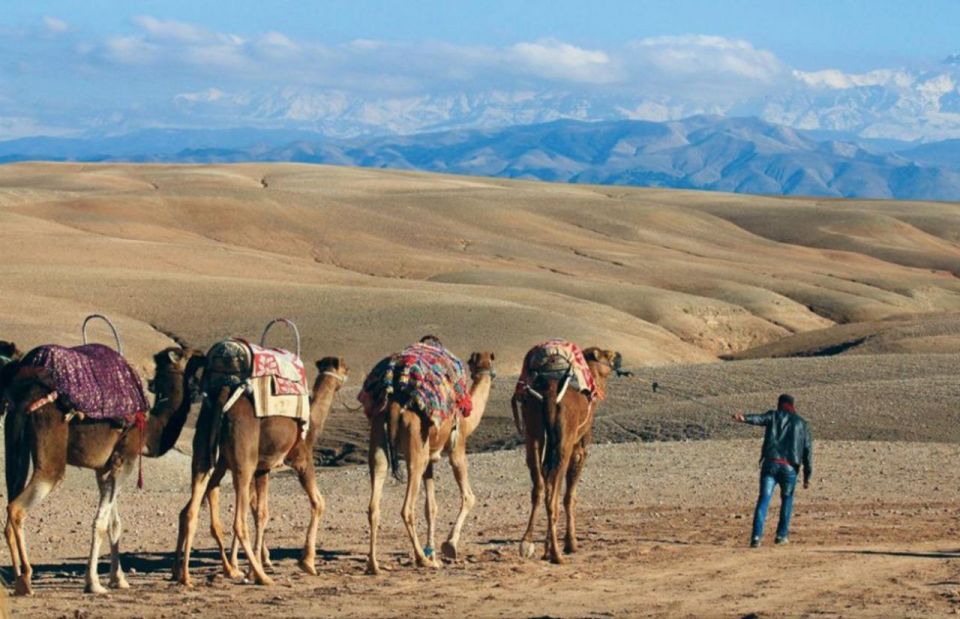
163;59;960;142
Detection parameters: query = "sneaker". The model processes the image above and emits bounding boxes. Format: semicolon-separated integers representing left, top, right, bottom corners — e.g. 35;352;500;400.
750;538;760;548
774;537;789;545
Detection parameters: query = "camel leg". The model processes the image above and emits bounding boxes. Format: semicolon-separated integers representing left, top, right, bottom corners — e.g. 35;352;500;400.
544;442;573;565
563;444;588;554
231;465;272;585
422;462;439;566
174;468;212;586
442;442;476;561
85;470;117;594
107;467;132;590
366;428;388;576
205;463;241;578
293;461;325;576
519;437;544;559
399;416;432;569
6;475;58;596
251;472;271;575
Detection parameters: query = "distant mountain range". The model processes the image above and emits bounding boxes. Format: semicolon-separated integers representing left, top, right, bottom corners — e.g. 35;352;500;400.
2;116;960;200
161;60;960;142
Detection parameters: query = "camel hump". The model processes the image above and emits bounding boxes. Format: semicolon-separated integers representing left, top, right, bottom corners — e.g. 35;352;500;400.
516;339;599;402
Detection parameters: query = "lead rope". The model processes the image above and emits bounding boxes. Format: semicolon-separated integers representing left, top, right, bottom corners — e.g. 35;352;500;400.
134;411;147;489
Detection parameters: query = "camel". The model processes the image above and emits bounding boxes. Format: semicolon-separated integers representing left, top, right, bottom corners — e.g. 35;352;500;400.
514;346;621;564
173;356;348;587
366;350;495;575
0;346;205;595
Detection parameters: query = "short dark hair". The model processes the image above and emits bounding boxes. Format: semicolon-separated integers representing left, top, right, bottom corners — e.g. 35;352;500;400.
777;393;795;408
419;335;443;346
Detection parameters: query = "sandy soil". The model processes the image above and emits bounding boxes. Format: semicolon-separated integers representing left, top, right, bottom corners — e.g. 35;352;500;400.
3;163;960;617
6;439;960;618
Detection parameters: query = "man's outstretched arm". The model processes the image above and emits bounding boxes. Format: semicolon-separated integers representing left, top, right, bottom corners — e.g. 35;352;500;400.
732;411;772;426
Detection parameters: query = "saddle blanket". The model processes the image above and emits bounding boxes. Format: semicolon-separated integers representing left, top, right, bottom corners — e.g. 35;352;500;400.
206;339;309;425
18;344;148;421
247;342;308;396
515;339;600;401
359;342;472;426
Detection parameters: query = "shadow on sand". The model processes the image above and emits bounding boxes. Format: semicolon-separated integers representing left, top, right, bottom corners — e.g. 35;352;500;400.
0;547;357;583
819;548;960;560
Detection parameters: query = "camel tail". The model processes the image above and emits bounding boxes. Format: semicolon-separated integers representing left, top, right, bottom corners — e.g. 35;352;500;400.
385;400;403;481
542;378;562;474
4;408;30;501
511;395;524;436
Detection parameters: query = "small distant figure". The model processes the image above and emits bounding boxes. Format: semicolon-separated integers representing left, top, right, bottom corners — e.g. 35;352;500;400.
733;394;813;548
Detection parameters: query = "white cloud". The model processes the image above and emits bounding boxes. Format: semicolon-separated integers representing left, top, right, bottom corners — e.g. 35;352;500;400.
43;16;69;34
627;35;787;84
131;16;214;43
510;40;619;84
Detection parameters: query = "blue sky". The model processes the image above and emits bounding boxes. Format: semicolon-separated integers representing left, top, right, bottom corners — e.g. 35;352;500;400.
2;1;959;138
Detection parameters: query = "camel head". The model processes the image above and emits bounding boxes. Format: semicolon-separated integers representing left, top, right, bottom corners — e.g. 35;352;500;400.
314;356;349;392
0;341;21;366
583;348;623;383
149;346;207;407
467;351;496;381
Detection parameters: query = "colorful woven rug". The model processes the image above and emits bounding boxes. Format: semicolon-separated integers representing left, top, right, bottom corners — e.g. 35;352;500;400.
359;342;472;425
515;338;600;401
18;343;148;421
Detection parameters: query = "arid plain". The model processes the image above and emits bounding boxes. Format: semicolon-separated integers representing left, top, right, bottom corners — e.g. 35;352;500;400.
3;162;960;617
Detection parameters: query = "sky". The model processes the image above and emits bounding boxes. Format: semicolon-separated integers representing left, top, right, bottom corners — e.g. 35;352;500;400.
1;1;959;138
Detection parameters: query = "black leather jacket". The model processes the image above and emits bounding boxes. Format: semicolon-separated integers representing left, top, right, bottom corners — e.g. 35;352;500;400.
744;409;813;481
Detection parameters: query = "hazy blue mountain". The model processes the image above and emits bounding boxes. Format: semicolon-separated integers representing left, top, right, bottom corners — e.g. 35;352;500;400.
1;116;958;200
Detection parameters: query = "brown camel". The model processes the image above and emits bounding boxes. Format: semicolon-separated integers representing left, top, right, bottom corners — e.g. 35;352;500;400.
366;351;495;575
514;347;621;564
173;356;348;587
0;346;205;595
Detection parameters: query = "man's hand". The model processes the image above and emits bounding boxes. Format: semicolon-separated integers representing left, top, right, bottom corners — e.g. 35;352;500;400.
732;413;746;423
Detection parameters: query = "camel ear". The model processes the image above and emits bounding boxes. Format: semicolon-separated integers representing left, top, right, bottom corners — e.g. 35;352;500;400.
167;349;181;363
469;352;479;365
490;352;495;361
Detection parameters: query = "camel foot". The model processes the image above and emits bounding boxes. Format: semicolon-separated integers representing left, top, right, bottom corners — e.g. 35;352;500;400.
441;541;459;560
366;560;381;576
84;581;108;595
550;553;566;565
223;564;243;580
519;540;537;559
564;539;578;554
109;575;131;590
254;574;275;586
298;558;318;576
13;576;33;596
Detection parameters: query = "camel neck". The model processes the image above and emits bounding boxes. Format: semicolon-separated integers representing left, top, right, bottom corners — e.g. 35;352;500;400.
306;378;339;442
462;374;492;436
145;372;192;457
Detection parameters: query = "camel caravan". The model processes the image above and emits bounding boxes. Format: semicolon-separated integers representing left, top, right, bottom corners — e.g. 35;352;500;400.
0;315;624;595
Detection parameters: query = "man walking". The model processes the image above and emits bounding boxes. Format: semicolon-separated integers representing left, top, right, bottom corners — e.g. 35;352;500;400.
733;394;813;548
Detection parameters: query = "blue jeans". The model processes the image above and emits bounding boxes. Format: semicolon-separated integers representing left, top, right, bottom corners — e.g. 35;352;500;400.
751;461;797;541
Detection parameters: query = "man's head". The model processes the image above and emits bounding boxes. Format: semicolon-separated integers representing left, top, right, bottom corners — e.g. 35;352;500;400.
777;393;795;412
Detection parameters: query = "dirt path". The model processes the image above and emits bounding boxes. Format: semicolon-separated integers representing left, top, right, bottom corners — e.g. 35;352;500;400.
6;439;960;618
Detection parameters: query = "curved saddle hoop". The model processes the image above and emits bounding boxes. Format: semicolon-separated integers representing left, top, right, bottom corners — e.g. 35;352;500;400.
82;314;124;356
260;318;301;358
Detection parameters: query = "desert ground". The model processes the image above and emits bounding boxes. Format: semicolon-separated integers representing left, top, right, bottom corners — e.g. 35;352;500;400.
2;162;960;617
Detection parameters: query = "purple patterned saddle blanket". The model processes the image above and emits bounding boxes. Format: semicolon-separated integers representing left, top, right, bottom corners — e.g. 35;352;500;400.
18;344;149;421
